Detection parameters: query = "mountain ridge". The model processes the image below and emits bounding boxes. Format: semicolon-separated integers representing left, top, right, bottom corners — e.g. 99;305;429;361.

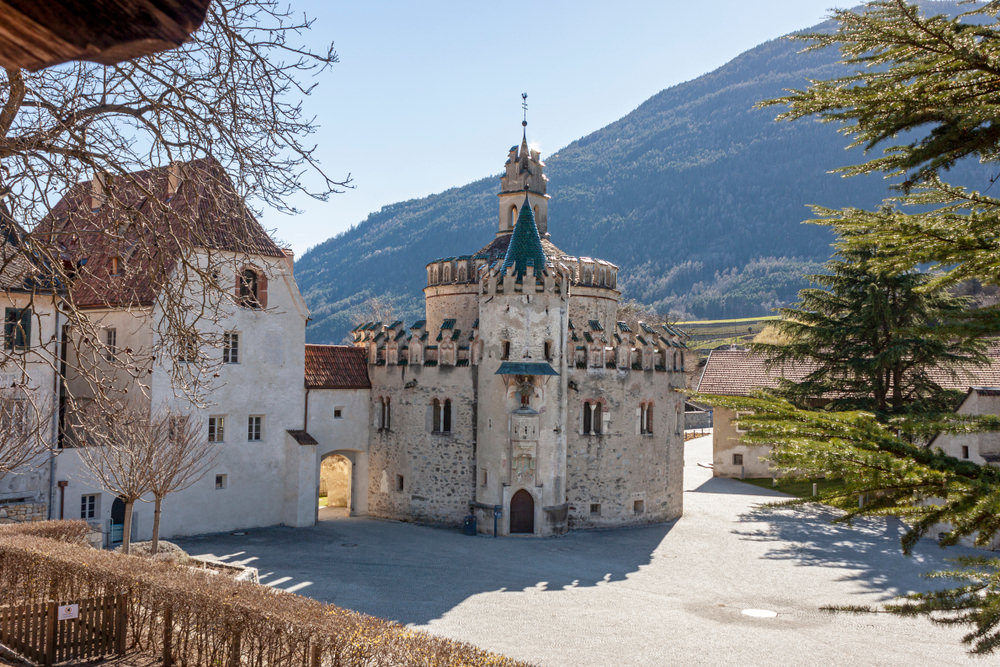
296;3;983;344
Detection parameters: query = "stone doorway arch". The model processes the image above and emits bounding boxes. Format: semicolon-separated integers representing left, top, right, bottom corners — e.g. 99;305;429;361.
510;489;534;534
319;453;352;516
315;449;368;521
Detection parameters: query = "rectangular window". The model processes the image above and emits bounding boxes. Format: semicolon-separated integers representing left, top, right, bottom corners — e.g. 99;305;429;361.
247;415;262;441
733;453;744;466
215;474;227;490
208;416;225;443
735;411;753;434
4;308;31;351
396;474;404;492
223;331;239;364
0;399;29;435
590;503;601;516
633;500;645;514
80;494;98;519
105;328;117;362
334;407;343;419
480;468;488;487
501;340;510;360
962;445;970;459
178;333;197;363
168;415;187;443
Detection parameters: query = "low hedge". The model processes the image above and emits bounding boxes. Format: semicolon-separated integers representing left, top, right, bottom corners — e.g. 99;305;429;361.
0;522;531;666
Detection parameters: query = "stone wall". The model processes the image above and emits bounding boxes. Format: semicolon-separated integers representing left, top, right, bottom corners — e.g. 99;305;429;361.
367;364;477;526
0;501;48;524
565;366;684;529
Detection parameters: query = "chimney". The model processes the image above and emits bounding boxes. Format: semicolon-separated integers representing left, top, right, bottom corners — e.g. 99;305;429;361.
282;248;295;275
91;172;107;209
167;162;182;197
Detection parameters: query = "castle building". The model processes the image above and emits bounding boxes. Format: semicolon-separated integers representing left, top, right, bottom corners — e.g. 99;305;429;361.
355;127;688;536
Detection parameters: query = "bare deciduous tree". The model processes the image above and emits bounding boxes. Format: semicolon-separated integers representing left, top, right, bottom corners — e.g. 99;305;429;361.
145;411;216;555
73;401;156;554
0;0;348;413
0;390;51;481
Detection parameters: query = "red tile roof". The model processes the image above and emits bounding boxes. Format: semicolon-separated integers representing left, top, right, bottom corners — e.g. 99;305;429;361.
697;346;1000;396
304;344;370;390
39;157;283;308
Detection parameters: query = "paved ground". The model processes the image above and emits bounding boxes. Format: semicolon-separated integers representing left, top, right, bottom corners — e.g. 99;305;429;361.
176;436;988;666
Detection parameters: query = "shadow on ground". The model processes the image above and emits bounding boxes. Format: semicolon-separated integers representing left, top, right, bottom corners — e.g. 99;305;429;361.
733;501;977;602
176;510;675;625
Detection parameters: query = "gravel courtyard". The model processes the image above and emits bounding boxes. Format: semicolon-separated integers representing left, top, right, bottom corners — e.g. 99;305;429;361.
176;435;987;666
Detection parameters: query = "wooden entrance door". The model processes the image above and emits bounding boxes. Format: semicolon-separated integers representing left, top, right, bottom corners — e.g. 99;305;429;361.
509;489;534;534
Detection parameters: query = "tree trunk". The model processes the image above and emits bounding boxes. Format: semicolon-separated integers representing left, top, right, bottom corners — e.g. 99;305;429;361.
151;496;162;555
122;500;134;554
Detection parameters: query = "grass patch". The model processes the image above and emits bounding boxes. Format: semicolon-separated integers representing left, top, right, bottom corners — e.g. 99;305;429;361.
676;316;780;325
740;477;845;498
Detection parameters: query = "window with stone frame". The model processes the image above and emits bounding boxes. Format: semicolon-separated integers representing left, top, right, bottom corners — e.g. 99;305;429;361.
223;331;239;363
732;453;744;466
377;397;392;431
640;401;654;435
582;400;603;435
501;340;511;360
238;268;261;308
432;398;452;433
3;308;31;351
208;415;225;443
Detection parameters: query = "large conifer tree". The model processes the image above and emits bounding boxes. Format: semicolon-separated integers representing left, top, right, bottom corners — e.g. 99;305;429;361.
700;1;1000;653
754;235;989;417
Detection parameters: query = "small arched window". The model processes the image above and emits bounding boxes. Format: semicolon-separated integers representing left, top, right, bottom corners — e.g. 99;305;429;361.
510;206;517;229
238;268;259;308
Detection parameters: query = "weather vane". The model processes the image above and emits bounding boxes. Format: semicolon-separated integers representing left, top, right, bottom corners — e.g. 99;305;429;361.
521;92;528;127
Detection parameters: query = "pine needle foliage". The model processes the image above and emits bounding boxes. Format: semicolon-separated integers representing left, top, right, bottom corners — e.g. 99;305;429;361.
763;0;1000;285
752;233;994;417
746;2;1000;651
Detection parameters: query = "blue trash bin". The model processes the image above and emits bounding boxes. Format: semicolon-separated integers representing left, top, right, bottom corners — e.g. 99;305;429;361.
463;514;477;536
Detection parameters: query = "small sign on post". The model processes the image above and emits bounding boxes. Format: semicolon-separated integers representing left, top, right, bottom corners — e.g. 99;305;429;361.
57;604;79;621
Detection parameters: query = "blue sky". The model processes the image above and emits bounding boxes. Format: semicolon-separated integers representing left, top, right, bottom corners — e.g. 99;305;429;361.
269;1;847;256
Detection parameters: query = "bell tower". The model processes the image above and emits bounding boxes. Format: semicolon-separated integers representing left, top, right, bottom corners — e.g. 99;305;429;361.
498;94;550;236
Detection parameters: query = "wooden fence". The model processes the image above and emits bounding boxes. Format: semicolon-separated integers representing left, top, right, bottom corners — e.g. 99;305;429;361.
0;595;125;666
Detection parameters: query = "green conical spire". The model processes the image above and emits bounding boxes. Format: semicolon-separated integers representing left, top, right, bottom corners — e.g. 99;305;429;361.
501;195;547;280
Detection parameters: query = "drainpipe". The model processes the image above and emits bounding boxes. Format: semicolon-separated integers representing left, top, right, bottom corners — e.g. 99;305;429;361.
57;480;67;519
303;386;310;431
47;306;62;519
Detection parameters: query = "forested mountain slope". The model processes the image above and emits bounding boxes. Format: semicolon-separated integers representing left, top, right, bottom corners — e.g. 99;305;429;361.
297;3;985;344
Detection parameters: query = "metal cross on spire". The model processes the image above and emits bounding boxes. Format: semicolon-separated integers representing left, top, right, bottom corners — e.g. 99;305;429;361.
521;92;528;128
